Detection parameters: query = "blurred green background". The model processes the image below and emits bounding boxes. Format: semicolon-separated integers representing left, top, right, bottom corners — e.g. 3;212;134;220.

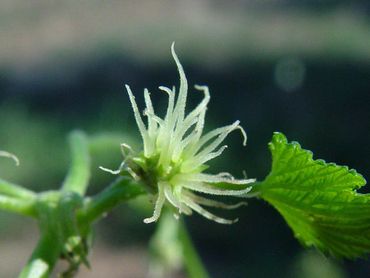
0;1;369;277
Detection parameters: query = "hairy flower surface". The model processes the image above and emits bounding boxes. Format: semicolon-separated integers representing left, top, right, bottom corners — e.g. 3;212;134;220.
106;43;255;224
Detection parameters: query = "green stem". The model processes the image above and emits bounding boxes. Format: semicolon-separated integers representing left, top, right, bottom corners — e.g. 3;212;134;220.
87;133;126;153
77;177;145;225
179;220;210;278
62;131;91;196
0;178;36;199
18;232;62;278
19;203;63;278
0;194;36;217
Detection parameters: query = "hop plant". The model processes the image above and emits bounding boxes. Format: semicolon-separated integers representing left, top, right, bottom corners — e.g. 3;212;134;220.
103;43;255;224
0;44;368;278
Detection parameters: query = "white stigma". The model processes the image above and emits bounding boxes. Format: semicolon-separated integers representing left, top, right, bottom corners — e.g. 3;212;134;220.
0;151;20;166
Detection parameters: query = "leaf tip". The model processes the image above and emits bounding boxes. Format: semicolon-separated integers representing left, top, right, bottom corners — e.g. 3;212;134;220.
269;132;287;150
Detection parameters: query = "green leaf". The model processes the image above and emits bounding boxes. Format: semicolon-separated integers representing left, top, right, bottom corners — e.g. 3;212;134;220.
259;132;370;259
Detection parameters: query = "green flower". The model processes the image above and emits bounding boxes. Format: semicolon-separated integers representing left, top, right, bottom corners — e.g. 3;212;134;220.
103;43;255;224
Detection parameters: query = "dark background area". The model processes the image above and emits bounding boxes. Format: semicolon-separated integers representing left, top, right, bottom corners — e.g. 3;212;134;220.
0;1;369;277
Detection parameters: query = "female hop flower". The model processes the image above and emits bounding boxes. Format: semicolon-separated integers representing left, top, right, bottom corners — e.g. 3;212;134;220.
103;43;255;224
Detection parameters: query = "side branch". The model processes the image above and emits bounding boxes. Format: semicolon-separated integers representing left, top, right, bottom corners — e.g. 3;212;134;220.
77;177;145;225
0;194;36;217
0;178;36;199
62;131;91;196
